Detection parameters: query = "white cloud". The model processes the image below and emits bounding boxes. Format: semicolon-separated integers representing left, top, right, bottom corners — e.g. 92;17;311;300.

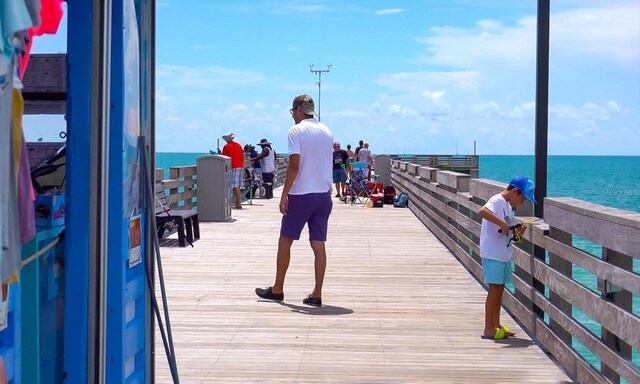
510;102;535;119
376;9;406;16
582;101;621;120
416;16;537;70
190;45;213;50
388;104;418;118
332;110;367;118
376;71;479;91
229;104;248;112
552;4;640;64
471;102;500;114
422;90;446;101
156;65;265;90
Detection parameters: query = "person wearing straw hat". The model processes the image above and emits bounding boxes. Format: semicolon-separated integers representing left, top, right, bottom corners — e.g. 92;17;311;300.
221;132;244;209
255;94;334;307
251;138;276;198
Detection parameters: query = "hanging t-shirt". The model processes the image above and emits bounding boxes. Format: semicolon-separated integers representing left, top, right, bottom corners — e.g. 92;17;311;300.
479;194;513;262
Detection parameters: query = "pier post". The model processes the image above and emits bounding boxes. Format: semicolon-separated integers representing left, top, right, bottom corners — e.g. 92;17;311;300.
600;248;632;384
549;227;572;344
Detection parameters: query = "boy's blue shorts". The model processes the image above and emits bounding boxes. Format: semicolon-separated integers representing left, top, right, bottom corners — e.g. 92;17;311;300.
481;258;513;285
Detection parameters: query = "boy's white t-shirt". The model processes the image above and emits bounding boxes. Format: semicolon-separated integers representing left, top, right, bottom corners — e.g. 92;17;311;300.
287;118;334;195
479;193;513;262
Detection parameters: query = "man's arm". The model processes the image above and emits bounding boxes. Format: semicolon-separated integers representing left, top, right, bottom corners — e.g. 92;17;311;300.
279;154;299;215
251;147;269;161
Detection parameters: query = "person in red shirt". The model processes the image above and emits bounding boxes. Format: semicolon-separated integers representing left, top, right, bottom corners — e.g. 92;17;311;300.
221;133;244;209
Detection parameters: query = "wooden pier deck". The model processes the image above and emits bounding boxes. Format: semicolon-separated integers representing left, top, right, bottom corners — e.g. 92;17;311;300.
154;188;572;383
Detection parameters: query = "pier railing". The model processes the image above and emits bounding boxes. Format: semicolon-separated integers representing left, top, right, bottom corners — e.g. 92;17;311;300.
389;159;639;384
154;157;289;209
155;166;198;209
389;154;479;176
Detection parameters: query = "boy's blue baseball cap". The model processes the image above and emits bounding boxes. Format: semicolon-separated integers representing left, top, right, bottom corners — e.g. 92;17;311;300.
509;176;536;203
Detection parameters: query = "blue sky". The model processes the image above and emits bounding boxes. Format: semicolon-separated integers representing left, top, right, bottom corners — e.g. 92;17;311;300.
25;0;640;155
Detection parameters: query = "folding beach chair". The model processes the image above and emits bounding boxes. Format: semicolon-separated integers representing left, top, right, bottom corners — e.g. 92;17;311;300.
348;165;374;205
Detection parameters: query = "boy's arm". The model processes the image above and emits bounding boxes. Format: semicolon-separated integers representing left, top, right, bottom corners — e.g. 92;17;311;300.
479;206;510;236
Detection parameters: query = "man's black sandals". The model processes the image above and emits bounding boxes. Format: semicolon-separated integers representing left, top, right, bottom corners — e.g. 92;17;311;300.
255;287;284;301
303;294;322;307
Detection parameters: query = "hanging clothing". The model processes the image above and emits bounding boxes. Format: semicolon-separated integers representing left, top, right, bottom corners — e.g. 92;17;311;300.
0;0;47;282
19;0;65;78
0;0;34;61
0;73;20;283
13;89;35;244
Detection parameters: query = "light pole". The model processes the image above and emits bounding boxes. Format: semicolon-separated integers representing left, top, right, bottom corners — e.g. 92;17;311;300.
309;64;331;121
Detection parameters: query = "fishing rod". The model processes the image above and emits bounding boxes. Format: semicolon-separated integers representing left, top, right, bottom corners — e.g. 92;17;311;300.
499;218;543;247
140;137;181;383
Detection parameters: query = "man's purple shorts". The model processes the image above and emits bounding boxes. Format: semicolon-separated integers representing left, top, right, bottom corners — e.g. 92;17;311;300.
281;191;333;241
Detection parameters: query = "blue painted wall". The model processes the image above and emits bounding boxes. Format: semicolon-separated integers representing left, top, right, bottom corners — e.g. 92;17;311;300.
106;0;149;382
63;0;93;382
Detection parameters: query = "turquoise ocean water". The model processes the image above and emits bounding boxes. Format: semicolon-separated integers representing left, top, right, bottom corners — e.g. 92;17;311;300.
157;153;639;375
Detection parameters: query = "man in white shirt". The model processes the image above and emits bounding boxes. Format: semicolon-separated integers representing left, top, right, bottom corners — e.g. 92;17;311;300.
255;95;334;307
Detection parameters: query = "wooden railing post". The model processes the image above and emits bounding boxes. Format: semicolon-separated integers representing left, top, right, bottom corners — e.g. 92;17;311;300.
548;226;572;344
600;247;633;384
514;202;536;314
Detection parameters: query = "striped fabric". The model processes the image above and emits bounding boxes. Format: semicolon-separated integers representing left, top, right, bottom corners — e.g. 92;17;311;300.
229;168;243;188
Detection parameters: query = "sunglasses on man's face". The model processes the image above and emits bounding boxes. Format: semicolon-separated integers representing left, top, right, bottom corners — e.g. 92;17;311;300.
289;106;300;115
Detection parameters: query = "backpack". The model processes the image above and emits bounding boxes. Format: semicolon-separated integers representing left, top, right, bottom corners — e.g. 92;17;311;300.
393;192;409;208
383;185;396;204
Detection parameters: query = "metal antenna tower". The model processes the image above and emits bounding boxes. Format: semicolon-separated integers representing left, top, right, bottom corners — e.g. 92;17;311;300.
309;64;331;121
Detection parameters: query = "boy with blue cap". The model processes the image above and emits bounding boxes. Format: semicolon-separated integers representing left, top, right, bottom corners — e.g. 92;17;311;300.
478;176;536;339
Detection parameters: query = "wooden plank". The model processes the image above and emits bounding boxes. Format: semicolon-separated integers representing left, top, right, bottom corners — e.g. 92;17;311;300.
401;178;480;257
154;185;572;383
532;259;640;350
393;171;482;238
416;166;437;181
533;318;608;384
546;197;640;230
532;292;640;383
435;171;470;192
469;179;505;203
545;198;640;258
155;168;164;182
169;165;197;178
531;230;640;295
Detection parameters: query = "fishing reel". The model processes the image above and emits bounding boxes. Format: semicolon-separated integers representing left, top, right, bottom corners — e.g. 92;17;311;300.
499;224;523;247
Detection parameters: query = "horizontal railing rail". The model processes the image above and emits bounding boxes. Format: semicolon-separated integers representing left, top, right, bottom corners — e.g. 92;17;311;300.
155;166;197;210
389;158;639;384
389;154;479;169
155;158;288;209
